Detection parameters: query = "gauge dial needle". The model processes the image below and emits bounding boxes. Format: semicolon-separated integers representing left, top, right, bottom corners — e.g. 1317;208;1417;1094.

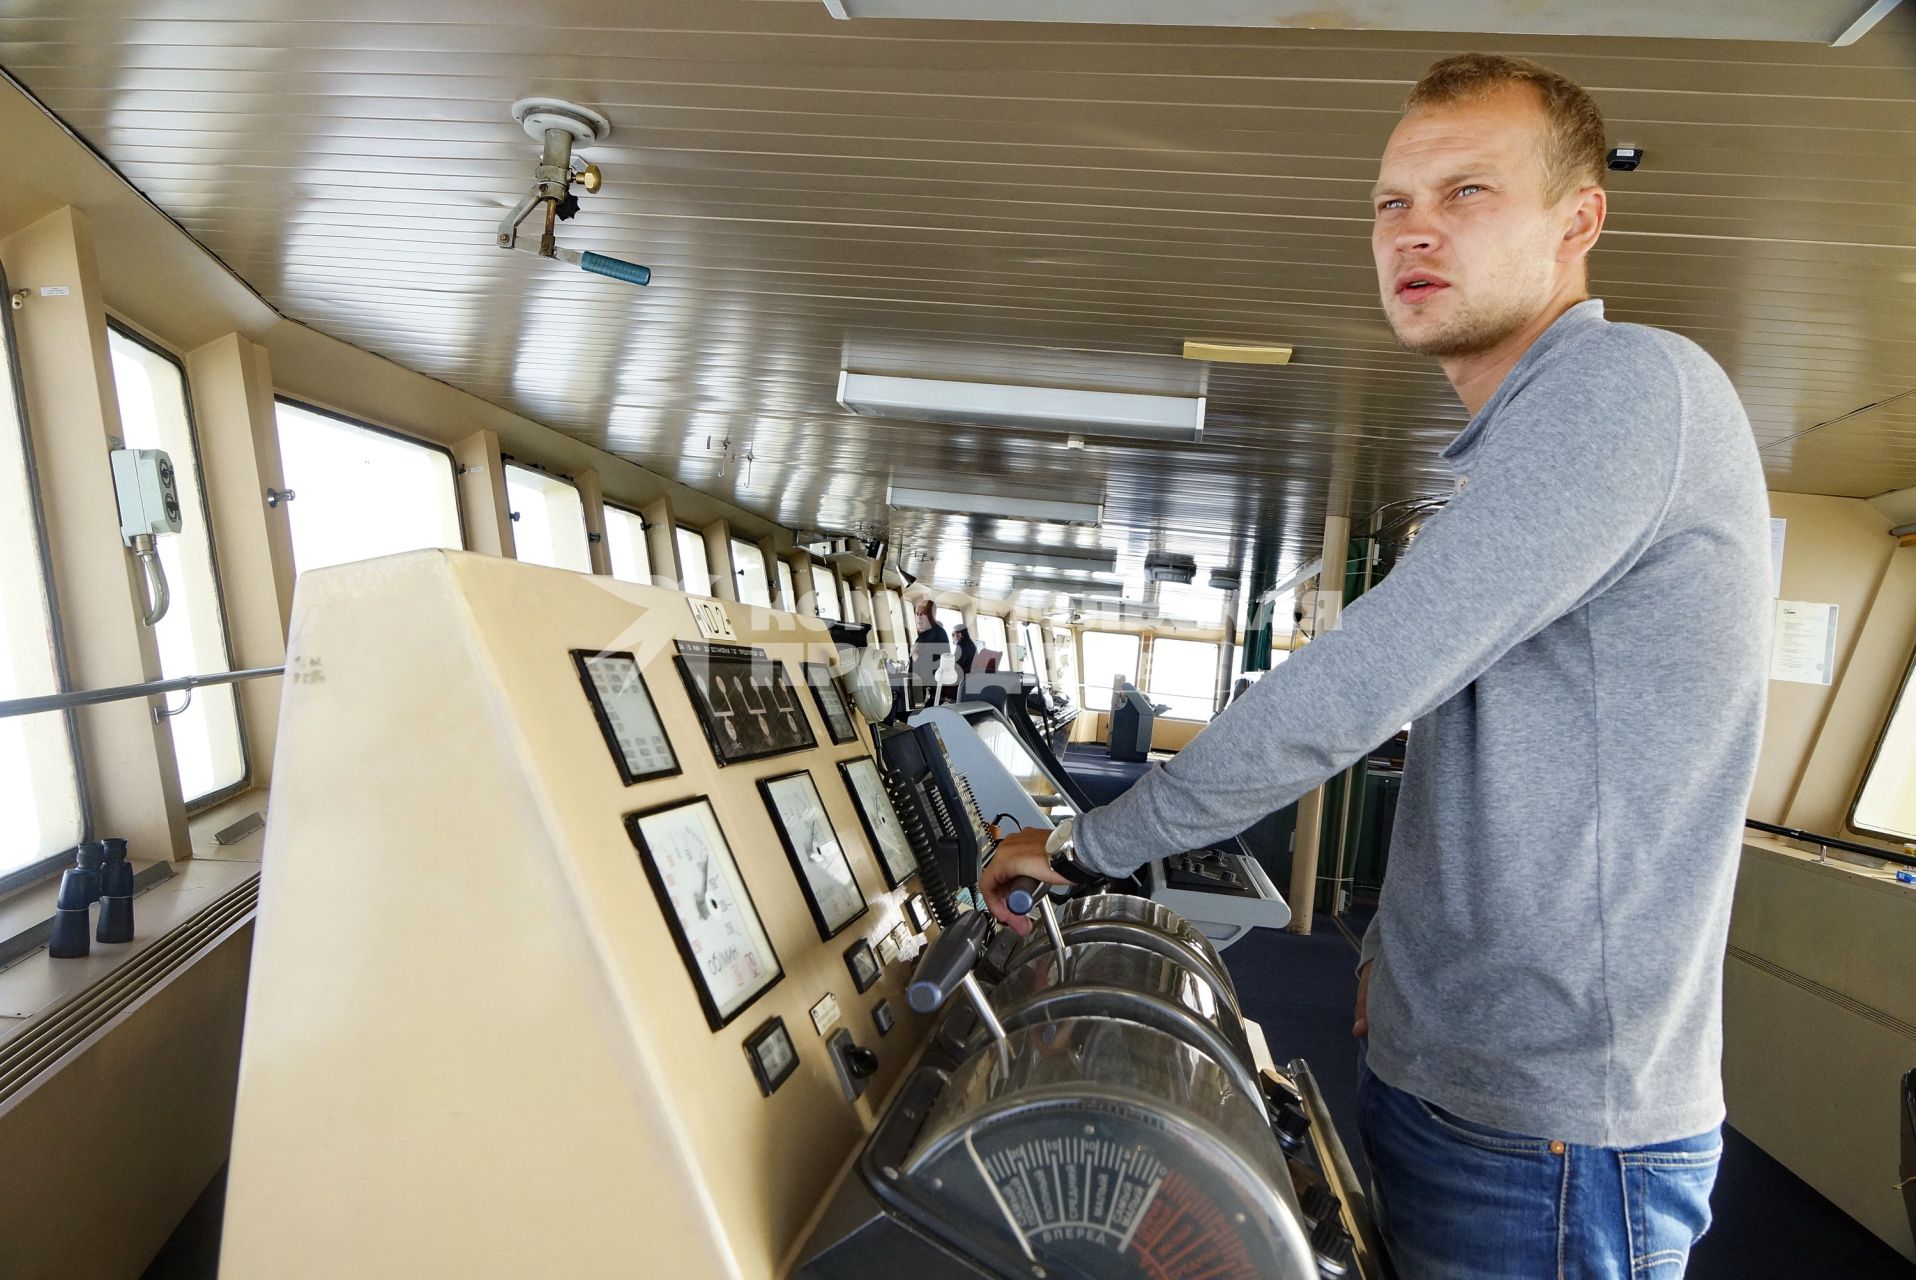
696;857;714;919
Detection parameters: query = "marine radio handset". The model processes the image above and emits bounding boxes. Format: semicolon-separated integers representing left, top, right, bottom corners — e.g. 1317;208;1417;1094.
875;722;996;926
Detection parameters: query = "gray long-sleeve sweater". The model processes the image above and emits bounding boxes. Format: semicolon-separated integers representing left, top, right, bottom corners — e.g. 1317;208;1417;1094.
1074;299;1771;1148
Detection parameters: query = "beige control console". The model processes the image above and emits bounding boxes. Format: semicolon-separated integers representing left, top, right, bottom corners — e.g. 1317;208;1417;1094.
222;552;935;1278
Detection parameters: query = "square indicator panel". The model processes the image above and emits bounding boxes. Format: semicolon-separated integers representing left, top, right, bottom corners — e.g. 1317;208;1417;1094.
802;661;860;745
571;650;681;785
743;1017;799;1097
626;797;783;1031
844;938;880;993
838;757;919;889
673;642;816;766
759;770;868;940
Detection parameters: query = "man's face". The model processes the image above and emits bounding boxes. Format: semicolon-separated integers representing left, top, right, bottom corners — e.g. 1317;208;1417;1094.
1371;85;1575;358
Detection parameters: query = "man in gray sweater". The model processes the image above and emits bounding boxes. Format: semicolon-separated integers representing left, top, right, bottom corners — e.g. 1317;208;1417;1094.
983;53;1771;1279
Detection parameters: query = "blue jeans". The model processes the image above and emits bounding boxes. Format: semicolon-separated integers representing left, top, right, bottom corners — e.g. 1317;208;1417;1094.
1356;1053;1720;1279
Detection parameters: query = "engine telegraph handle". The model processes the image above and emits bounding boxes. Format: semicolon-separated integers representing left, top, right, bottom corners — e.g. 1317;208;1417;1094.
905;909;992;1014
1003;876;1069;916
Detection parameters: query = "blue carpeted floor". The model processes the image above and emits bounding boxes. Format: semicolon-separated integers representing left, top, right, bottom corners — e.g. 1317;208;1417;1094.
1222;921;1915;1279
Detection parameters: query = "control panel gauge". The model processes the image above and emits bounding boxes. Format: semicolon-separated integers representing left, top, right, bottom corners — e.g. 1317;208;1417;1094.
803;661;860;745
627;798;783;1029
674;642;816;766
572;650;681;785
838;757;919;888
844;938;880;993
760;770;868;939
743;1016;799;1096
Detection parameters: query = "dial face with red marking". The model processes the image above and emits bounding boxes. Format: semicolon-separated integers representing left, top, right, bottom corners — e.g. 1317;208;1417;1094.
629;799;780;1027
919;1105;1310;1280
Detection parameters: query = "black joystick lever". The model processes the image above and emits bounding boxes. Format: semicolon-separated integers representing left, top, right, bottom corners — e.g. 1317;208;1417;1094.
904;910;1011;1079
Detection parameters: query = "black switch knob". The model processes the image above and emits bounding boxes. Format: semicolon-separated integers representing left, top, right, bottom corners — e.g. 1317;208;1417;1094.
1273;1102;1310;1152
1311;1216;1354;1277
844;1045;880;1079
1301;1182;1338;1225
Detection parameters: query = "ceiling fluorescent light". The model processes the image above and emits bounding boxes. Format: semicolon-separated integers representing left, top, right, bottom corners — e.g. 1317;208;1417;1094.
1010;573;1122;595
973;542;1119;575
820;1;1897;45
887;482;1103;527
842;372;1204;444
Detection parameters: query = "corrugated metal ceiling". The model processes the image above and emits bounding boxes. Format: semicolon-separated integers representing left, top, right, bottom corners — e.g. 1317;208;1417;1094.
2;0;1912;610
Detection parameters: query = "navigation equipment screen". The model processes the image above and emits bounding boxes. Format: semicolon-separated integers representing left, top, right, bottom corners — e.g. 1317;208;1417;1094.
572;650;680;785
673;642;817;766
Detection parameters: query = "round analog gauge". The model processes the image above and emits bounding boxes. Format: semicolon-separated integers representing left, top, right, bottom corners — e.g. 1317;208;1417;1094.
628;799;781;1028
841;757;917;887
762;772;867;937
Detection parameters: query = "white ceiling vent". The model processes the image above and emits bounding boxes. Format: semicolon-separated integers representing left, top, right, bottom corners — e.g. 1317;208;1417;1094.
820;0;1904;46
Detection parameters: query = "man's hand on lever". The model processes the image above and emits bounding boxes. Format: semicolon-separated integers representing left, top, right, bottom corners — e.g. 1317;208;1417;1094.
980;828;1070;936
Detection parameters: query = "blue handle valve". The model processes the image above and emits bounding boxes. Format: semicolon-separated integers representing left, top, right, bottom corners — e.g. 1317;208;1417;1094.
579;251;651;286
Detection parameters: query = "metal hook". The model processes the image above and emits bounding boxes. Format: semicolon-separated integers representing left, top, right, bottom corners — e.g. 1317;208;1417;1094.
153;684;193;723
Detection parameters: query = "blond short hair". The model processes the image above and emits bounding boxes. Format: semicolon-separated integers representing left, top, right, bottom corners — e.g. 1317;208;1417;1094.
1407;53;1608;202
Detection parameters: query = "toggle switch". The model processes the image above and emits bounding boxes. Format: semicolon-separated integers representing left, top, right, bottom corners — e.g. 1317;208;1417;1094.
827;1028;879;1101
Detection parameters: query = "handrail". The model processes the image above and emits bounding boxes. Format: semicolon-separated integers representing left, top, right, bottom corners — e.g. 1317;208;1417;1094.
0;666;285;721
1744;818;1916;870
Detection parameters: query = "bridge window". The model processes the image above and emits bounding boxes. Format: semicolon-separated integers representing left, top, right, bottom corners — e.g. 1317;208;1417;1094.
1020;620;1048;680
0;278;82;880
677;524;712;597
973;614;1008;667
1079;630;1140;710
812;564;841;620
273;398;462;574
504;465;590;573
108;325;246;805
731;536;770;608
1147;637;1221;723
1852;651;1916;842
777;558;798;613
603;502;652;585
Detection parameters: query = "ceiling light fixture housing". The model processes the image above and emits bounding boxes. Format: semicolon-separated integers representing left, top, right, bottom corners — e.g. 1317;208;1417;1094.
886;483;1103;527
972;542;1119;574
842;372;1204;444
1010;573;1124;595
819;0;1904;46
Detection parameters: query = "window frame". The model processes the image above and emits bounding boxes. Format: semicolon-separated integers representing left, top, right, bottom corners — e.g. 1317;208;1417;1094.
1848;641;1916;843
0;262;88;894
502;460;592;574
730;535;771;608
273;395;467;564
777;558;799;614
109;318;252;812
602;499;655;586
1143;635;1222;724
676;522;713;597
811;563;841;621
1078;628;1141;710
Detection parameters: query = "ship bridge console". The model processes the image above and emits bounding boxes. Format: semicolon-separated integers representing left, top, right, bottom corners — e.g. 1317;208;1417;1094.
221;552;1380;1279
